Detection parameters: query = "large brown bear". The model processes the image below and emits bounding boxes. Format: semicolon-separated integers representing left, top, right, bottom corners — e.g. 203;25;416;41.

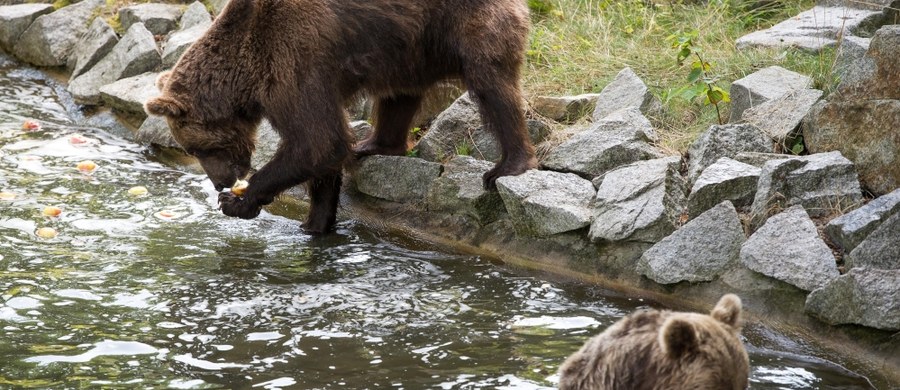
558;294;750;390
145;0;537;234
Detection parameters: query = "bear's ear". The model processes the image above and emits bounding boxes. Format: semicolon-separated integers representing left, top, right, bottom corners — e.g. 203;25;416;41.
710;294;742;329
155;71;172;90
660;317;698;359
145;96;186;118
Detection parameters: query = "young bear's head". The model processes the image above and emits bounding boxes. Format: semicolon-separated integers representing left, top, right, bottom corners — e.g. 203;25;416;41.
145;71;261;191
558;294;750;390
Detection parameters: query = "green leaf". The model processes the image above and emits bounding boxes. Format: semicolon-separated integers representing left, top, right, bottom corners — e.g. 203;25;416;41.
712;86;731;103
677;47;691;64
707;89;724;105
791;143;804;155
688;67;702;83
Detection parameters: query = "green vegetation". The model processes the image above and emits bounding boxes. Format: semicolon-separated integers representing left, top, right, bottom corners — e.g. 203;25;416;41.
522;0;838;152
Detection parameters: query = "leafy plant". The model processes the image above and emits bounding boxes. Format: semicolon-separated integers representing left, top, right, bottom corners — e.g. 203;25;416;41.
667;31;730;125
455;142;472;156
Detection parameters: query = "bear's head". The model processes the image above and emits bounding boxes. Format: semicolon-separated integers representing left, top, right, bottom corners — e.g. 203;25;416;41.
145;71;260;191
558;293;750;390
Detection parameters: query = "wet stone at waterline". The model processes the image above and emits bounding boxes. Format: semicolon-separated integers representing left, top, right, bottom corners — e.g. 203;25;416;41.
0;54;881;389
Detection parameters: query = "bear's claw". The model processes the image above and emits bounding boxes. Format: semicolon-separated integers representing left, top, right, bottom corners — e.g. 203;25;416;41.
218;192;262;219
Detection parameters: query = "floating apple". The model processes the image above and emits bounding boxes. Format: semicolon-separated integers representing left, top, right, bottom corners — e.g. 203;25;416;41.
128;186;148;196
42;206;62;217
0;192;15;200
155;210;179;219
22;120;41;131
69;134;89;144
231;180;249;196
35;227;58;238
76;160;97;173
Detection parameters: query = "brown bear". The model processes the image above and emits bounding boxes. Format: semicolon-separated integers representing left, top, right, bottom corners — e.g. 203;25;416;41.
558;294;750;390
144;0;537;234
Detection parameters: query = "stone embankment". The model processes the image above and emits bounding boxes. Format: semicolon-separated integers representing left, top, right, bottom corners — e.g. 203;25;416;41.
0;0;898;383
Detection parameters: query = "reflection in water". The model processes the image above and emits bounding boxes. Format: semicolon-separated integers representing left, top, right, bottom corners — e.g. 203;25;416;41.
0;54;878;389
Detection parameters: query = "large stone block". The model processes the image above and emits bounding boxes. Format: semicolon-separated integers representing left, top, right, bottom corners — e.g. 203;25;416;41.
12;0;102;66
589;156;686;243
687;157;760;218
0;3;53;52
592;67;663;122
426;156;504;224
845;212;900;270
543;108;662;178
728;66;812;123
496;170;595;236
68;23;161;105
805;268;900;330
826;188;900;252
119;3;183;36
637;201;745;284
735;6;883;53
740;205;839;291
99;72;160;117
67;18;118;78
686;123;771;183
354;156;442;203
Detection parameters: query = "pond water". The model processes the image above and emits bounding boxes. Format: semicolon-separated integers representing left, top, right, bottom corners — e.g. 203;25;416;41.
0;55;879;389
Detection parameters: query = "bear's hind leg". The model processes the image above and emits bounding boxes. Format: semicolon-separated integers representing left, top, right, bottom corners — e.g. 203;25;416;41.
354;94;422;157
466;76;537;189
304;173;342;234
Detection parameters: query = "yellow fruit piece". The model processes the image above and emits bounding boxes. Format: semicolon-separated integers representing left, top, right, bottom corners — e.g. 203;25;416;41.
0;192;15;200
35;227;58;238
77;160;97;173
155;210;179;219
128;186;148;196
42;206;62;217
231;180;249;196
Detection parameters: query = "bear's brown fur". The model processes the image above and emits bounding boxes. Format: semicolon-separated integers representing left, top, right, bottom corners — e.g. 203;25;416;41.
144;0;537;234
558;294;750;390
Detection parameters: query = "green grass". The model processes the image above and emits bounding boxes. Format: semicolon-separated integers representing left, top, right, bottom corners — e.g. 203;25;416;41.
522;0;839;153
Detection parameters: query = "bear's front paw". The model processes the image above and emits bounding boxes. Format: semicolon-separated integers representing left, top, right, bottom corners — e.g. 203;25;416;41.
218;192;261;219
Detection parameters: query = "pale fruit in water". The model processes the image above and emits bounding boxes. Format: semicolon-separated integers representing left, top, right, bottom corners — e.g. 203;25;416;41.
0;192;15;200
69;134;89;144
42;206;62;217
128;186;148;196
35;227;58;238
155;210;178;219
77;160;97;172
22;119;41;131
231;180;249;196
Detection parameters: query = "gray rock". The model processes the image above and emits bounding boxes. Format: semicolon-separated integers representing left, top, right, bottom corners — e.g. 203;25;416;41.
590;156;686;243
179;1;211;30
413;82;466;129
637;201;745;284
354;156;442;203
592;67;663;122
415;93;482;161
735;6;883;53
532;93;599;124
721;266;785;292
68;23;161;105
119;3;183;36
415;93;547;163
0;3;53;52
831;25;900;101
135;115;180;149
686;123;772;183
467;119;550;162
347;94;373;121
67;18;118;78
496;169;595;236
826;188;900;252
750;152;863;222
687;157;760;218
740;205;839;291
427;156;504;224
805;268;900;330
12;0;102;66
733;151;791;168
845;212;900;270
251;120;282;170
728;66;813;123
740;89;823;144
834;36;872;88
804;101;900;196
543;107;663;178
162;22;209;67
99;72;160;117
818;0;893;10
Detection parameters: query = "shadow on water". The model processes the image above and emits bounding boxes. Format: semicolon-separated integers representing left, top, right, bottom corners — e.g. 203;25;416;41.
0;53;881;389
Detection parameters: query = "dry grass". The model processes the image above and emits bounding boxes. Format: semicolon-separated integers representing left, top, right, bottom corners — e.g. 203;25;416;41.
521;0;839;153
